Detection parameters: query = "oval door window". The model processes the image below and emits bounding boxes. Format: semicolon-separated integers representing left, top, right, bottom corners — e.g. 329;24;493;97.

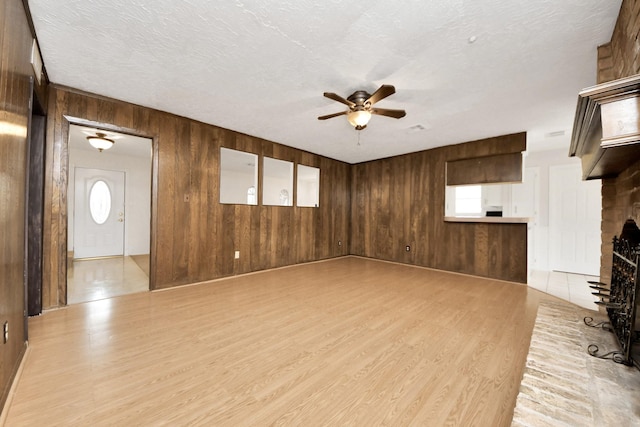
89;180;112;224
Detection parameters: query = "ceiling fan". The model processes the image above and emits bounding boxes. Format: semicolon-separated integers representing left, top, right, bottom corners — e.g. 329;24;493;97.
318;84;406;130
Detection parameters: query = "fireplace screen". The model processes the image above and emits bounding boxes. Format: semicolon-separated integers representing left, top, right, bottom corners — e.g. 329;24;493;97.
586;219;640;368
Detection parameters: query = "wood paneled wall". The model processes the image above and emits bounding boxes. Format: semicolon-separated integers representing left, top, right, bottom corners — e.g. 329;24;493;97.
351;133;528;283
42;87;351;307
594;0;640;282
0;0;48;411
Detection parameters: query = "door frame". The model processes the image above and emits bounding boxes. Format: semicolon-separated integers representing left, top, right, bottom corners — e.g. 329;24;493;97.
25;80;46;318
60;116;158;306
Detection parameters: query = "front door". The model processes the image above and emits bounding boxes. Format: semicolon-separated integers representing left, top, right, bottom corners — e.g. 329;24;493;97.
74;167;125;259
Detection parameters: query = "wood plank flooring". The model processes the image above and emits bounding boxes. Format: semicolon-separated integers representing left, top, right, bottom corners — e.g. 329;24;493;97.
3;257;542;426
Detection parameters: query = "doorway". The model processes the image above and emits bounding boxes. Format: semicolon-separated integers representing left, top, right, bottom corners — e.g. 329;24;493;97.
549;163;601;276
26;82;46;319
66;124;152;304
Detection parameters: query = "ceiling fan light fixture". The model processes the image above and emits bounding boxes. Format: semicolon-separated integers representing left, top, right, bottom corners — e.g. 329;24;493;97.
87;132;115;152
318;85;405;132
347;110;371;129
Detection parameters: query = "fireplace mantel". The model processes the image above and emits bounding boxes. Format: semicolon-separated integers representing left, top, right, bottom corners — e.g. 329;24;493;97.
570;74;640;180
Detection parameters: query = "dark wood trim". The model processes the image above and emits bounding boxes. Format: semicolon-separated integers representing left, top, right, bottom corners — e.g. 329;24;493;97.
570;74;640;180
26;104;46;316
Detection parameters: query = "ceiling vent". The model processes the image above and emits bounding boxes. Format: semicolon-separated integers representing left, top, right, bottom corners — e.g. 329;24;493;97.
545;130;566;138
407;124;427;133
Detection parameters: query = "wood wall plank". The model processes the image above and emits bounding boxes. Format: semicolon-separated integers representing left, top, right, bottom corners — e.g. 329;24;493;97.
351;133;528;283
0;0;48;412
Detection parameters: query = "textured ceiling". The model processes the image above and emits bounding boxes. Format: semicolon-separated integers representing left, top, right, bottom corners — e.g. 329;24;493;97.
29;0;621;163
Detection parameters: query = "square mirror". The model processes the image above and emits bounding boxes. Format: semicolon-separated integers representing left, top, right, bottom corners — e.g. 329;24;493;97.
263;157;293;206
219;148;258;205
297;164;320;207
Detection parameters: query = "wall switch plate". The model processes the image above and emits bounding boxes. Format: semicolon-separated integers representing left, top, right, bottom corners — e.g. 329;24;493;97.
234;251;240;259
405;245;411;252
338;240;342;246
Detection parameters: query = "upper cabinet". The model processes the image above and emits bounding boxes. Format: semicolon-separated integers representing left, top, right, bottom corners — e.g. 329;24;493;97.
570;74;640;180
446;152;523;186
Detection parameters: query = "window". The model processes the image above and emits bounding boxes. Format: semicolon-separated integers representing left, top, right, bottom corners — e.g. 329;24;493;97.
89;180;112;224
454;185;481;216
247;186;257;205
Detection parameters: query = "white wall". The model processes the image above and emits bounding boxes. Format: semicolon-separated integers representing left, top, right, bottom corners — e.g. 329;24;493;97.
68;147;152;256
525;149;596;273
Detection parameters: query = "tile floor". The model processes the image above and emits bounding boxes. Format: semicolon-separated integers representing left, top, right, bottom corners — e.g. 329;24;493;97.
67;256;149;304
528;270;601;310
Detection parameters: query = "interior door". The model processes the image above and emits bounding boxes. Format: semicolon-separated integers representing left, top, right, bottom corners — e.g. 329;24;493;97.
549;164;601;275
74;167;125;259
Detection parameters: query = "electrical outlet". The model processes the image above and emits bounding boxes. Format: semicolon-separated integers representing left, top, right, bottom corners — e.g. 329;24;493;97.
405;245;411;252
234;251;240;259
3;322;8;344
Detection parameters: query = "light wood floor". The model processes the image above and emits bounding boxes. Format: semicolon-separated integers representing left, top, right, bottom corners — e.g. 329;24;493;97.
4;257;543;426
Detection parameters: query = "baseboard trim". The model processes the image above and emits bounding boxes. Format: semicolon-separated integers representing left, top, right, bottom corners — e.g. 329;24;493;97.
0;342;29;426
152;255;350;293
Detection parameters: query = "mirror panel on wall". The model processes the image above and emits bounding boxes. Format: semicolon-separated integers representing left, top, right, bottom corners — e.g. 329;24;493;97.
220;148;258;205
297;164;320;207
263;157;293;206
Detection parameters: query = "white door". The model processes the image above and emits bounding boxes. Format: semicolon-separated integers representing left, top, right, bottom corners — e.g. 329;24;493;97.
549;164;601;275
74;167;125;259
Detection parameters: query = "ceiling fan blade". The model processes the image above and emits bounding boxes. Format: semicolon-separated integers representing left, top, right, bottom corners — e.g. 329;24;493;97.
370;107;406;119
323;92;356;108
367;85;396;105
318;111;348;120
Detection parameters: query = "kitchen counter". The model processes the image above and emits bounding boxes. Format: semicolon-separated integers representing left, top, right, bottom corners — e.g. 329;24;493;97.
444;216;529;224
